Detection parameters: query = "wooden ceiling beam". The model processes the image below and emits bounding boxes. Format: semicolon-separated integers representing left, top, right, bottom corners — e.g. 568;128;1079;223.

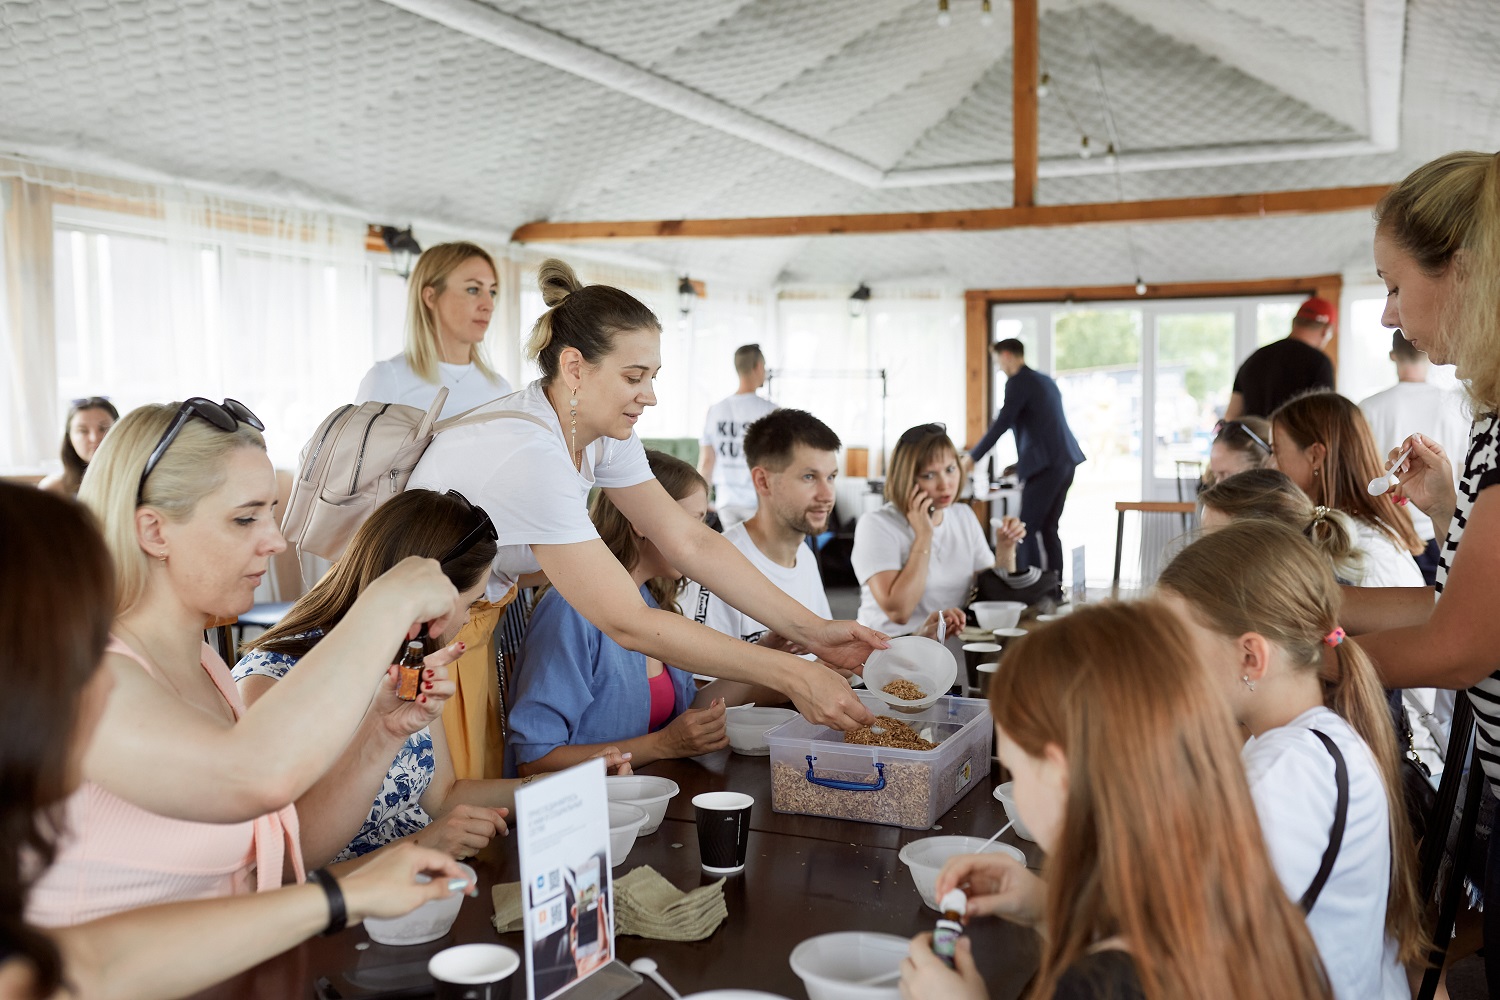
1012;0;1039;208
510;184;1390;242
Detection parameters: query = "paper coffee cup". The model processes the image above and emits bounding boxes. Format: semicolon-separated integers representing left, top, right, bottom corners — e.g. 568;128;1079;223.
692;791;753;874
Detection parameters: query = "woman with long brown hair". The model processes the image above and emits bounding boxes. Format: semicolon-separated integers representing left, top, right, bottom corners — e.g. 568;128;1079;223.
236;488;602;864
0;483;472;1000
900;602;1330;1000
507;451;771;776
37;396;117;496
1268;390;1424;586
1158;520;1424;999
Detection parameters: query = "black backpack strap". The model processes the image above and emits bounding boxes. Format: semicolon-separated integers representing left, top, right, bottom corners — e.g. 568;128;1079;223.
1300;729;1350;914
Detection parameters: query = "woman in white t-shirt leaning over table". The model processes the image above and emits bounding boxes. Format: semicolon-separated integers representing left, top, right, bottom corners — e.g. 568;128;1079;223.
356;242;513;413
409;259;886;731
852;423;1025;638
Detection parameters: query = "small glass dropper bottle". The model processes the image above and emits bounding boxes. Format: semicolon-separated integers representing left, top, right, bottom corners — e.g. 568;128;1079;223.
932;887;968;968
395;639;423;702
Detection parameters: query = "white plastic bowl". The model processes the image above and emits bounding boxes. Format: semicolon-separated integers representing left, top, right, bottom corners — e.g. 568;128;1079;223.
685;993;793;999
789;931;909;1000
862;636;957;710
971;601;1026;630
606;774;680;835
428;943;519;985
726;707;798;755
608;801;648;867
363;862;474;945
899;836;1026;911
991;782;1036;841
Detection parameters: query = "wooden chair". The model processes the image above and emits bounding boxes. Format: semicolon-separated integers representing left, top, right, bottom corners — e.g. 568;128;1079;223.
1111;500;1197;590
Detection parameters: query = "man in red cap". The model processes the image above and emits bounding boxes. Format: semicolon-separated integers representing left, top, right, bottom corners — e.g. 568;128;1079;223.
1223;296;1337;419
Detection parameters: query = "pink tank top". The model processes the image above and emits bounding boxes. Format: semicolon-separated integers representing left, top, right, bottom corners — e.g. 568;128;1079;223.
647;668;676;732
26;637;305;927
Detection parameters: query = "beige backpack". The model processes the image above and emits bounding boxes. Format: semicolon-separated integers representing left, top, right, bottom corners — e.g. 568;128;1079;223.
280;387;549;560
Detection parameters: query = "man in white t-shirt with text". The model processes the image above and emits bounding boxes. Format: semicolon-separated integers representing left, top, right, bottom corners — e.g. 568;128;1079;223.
684;408;835;651
699;343;778;531
1359;329;1470;585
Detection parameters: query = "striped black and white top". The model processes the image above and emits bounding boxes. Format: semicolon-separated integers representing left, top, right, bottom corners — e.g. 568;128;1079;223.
1436;413;1500;783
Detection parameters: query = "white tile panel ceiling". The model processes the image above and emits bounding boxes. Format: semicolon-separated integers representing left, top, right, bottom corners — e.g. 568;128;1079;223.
1;0;1498;287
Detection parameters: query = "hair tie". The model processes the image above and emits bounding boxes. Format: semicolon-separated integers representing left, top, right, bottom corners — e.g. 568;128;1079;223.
1324;627;1346;647
1312;505;1329;522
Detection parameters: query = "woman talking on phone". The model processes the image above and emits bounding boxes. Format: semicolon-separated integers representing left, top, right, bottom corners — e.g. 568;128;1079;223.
852;423;1024;639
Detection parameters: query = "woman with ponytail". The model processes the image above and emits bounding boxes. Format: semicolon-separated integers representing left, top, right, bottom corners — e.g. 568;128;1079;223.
1335;149;1500;991
1198;467;1363;579
900;603;1330;1000
410;259;886;733
1158;520;1425;999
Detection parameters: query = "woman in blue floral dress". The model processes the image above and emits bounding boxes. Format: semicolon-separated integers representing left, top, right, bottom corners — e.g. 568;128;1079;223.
236;489;628;864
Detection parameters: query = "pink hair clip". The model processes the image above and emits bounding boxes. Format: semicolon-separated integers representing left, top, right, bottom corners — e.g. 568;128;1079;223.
1325;627;1346;647
1394;495;1409;506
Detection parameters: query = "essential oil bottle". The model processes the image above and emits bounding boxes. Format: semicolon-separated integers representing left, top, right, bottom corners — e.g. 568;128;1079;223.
932;887;968;968
395;639;423;702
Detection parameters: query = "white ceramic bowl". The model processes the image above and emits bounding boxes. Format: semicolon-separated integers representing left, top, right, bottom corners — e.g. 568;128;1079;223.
862;636;957;710
428;943;520;986
899;836;1027;911
363;862;474;945
971;601;1026;630
789;931;909;1000
606;774;680;835
991;782;1036;841
609;801;648;867
726;707;798;755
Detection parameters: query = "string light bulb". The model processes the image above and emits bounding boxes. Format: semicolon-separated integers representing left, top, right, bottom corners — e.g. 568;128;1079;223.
980;0;993;26
1135;278;1147;296
1105;141;1117;165
1079;135;1092;159
936;0;951;27
1036;72;1051;98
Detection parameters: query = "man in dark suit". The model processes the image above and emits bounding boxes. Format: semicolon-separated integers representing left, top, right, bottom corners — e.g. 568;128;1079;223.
963;339;1086;573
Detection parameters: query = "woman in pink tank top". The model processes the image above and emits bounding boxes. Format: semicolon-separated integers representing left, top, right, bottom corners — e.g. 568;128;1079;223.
27;399;466;926
1;483;475;998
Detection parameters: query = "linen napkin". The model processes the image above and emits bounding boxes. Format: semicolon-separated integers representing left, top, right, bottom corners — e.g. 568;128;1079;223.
491;866;727;941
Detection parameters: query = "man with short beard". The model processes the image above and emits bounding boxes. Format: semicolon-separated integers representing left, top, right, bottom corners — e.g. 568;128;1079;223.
683;409;837;647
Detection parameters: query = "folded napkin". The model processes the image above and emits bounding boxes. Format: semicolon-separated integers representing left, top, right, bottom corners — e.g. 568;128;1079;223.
491;866;727;942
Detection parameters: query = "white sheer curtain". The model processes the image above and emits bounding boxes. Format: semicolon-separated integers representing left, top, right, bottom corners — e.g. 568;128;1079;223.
6;156;375;473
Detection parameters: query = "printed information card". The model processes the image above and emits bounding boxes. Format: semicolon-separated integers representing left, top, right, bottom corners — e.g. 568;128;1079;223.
517;759;615;1000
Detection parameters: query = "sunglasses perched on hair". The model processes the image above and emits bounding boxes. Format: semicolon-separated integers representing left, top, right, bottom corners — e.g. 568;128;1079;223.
71;395;113;409
1213;419;1271;454
897;422;947;447
438;491;498;566
137;398;264;504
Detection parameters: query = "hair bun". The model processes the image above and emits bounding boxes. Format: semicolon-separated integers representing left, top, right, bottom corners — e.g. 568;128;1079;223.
537;258;583;308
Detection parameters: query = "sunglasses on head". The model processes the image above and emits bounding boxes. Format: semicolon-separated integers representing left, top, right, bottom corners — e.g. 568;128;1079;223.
71;395;112;409
897;422;947;447
137;398;264;505
1214;419;1271;454
438;491;498;566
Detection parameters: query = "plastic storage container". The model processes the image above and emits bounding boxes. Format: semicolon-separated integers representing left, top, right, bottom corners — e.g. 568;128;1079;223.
765;692;993;829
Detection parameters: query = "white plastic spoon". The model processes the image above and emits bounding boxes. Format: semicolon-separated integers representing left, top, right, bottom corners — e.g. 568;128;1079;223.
630;957;683;1000
1368;446;1413;497
854;968;903;986
975;820;1015;854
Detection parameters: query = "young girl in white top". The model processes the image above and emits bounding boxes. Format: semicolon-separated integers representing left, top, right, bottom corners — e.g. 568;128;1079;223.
409;259;887;732
1268;391;1424;588
1158;520;1425;1000
851;423;1024;637
356;242;512;413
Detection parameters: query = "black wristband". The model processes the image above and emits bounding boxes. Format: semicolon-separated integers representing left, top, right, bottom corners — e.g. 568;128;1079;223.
308;869;347;936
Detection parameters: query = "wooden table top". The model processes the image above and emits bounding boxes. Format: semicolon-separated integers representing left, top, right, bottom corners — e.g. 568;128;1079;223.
189;747;1041;1000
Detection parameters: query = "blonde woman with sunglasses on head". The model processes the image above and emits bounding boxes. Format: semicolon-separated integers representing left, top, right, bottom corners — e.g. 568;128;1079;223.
26;398;464;927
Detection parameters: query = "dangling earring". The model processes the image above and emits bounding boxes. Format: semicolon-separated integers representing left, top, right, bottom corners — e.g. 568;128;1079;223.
569;389;579;466
1242;675;1255;692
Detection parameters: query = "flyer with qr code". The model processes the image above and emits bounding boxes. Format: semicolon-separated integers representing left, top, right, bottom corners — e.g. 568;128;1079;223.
517;758;615;1000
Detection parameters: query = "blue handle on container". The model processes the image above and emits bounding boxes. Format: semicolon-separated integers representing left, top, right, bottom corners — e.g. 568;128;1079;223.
803;755;886;792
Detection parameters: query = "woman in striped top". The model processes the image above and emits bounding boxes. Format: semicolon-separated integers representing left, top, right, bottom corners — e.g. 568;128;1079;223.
1339;150;1500;992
